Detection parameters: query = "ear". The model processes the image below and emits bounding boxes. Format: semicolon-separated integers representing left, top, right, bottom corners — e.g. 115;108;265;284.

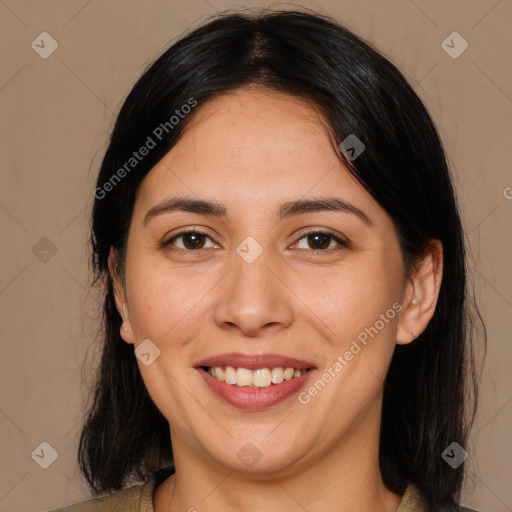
396;239;443;345
108;248;135;344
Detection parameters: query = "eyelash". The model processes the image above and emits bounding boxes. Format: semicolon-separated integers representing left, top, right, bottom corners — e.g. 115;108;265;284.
163;228;349;254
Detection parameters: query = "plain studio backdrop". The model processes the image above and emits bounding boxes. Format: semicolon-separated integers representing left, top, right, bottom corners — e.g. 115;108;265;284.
0;1;510;511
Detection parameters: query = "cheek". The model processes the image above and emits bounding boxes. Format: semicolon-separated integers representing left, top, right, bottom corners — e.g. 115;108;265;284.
126;257;208;342
297;267;401;424
293;256;402;350
124;261;210;428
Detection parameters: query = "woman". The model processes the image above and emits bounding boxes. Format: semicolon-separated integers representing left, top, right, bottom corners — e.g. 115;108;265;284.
52;8;485;512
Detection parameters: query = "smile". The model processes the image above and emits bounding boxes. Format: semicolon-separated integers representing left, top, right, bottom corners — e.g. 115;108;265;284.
195;353;317;410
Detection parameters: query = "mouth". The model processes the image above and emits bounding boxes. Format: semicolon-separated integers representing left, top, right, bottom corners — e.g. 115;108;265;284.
195;353;317;410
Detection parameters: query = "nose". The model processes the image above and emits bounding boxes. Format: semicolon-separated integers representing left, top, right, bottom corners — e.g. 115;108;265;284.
213;245;294;339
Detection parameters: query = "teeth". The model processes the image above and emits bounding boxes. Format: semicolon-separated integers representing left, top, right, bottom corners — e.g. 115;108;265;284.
284;367;295;380
224;366;237;385
208;366;308;388
214;367;225;382
236;368;253;387
271;367;284;384
253;368;271;387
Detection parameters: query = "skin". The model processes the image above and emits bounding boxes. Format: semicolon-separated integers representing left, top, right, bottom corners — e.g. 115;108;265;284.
110;87;443;512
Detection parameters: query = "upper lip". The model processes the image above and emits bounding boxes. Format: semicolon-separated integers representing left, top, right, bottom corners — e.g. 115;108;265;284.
195;352;316;370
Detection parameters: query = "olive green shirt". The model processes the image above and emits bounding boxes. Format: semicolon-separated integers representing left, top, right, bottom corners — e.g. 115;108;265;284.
50;477;471;512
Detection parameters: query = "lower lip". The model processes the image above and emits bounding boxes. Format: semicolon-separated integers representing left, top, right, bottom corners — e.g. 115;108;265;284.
197;368;315;410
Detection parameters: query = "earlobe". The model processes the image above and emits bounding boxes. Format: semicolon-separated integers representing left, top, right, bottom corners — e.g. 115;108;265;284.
120;321;135;344
396;239;443;345
108;248;135;344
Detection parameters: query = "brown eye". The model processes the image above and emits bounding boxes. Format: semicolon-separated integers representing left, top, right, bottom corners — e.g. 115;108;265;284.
307;233;331;250
165;230;217;251
181;233;206;249
294;231;349;251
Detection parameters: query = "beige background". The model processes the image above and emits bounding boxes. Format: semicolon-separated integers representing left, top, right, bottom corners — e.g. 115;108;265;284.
0;1;511;511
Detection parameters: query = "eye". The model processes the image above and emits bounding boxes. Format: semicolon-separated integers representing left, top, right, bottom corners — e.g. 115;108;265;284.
292;231;349;252
163;229;349;253
164;229;218;251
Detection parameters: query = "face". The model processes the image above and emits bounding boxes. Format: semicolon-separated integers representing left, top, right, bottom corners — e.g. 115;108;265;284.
114;88;411;476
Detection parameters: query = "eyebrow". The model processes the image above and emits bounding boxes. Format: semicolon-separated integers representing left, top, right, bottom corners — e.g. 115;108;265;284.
143;196;372;226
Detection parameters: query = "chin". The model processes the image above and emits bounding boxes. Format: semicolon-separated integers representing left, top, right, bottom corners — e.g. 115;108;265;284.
196;429;312;475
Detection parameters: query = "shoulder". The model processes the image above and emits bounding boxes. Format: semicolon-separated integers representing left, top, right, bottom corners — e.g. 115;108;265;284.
398;484;482;512
48;478;155;512
397;484;429;511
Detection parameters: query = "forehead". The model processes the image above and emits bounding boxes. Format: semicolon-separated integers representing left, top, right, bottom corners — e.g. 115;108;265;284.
134;88;385;226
